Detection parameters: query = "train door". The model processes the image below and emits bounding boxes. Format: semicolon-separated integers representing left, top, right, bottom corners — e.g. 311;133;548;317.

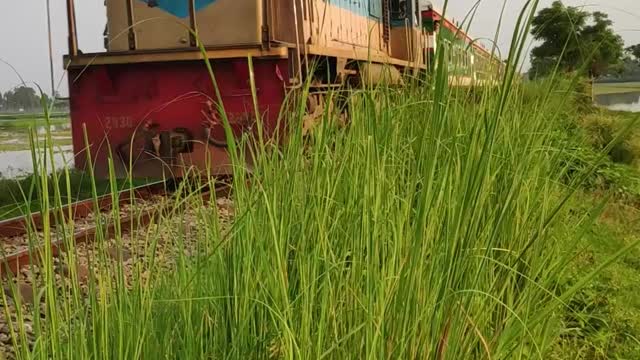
369;0;387;52
389;0;421;65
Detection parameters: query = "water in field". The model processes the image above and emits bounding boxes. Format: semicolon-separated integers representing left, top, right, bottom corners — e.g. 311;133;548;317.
594;91;640;112
0;123;72;147
0;120;74;178
0;146;74;179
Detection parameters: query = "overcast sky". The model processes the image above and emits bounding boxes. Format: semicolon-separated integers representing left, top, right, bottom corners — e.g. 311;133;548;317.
0;0;638;96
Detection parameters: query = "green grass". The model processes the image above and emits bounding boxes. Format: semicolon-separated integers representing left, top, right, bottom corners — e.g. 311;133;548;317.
552;196;640;358
0;119;138;219
7;75;633;359
593;82;640;96
0;171;152;220
538;96;640;358
0;116;69;130
0;113;68;121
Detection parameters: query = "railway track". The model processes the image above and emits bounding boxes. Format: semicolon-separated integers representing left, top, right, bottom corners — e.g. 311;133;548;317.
0;180;231;277
0;179;233;358
0;182;167;278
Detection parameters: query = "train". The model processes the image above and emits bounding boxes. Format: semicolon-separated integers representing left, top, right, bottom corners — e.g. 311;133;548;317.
63;0;504;179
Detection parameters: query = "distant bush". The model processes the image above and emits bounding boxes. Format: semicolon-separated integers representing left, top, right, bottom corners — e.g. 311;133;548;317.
573;78;595;111
579;112;640;166
549;79;640;204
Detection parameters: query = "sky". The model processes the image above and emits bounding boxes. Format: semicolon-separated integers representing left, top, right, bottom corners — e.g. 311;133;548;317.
0;0;638;96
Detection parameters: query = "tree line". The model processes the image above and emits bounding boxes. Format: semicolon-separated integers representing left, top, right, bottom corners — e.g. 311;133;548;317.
0;86;68;113
529;1;639;80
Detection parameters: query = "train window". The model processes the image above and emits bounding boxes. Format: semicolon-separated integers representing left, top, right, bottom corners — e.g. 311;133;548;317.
433;20;440;32
453;47;457;67
391;0;407;20
444;40;452;63
369;0;382;18
455;46;460;67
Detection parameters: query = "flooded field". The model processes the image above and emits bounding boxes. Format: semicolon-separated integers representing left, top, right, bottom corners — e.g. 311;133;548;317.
0;146;74;179
0;118;73;178
593;82;640;112
594;91;640;112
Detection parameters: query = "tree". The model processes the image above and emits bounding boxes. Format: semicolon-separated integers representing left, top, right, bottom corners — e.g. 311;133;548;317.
529;1;624;79
580;11;624;77
529;1;587;77
626;44;640;61
3;86;41;112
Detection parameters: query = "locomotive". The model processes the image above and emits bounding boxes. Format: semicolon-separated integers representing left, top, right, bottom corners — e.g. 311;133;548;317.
63;0;503;179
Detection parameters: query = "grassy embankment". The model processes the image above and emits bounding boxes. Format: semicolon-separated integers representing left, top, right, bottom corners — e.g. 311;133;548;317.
0;171;152;221
3;69;640;358
551;99;640;358
0;114;138;220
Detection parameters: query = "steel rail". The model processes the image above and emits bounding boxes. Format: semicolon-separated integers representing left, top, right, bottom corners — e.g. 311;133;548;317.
0;181;232;278
0;182;166;239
